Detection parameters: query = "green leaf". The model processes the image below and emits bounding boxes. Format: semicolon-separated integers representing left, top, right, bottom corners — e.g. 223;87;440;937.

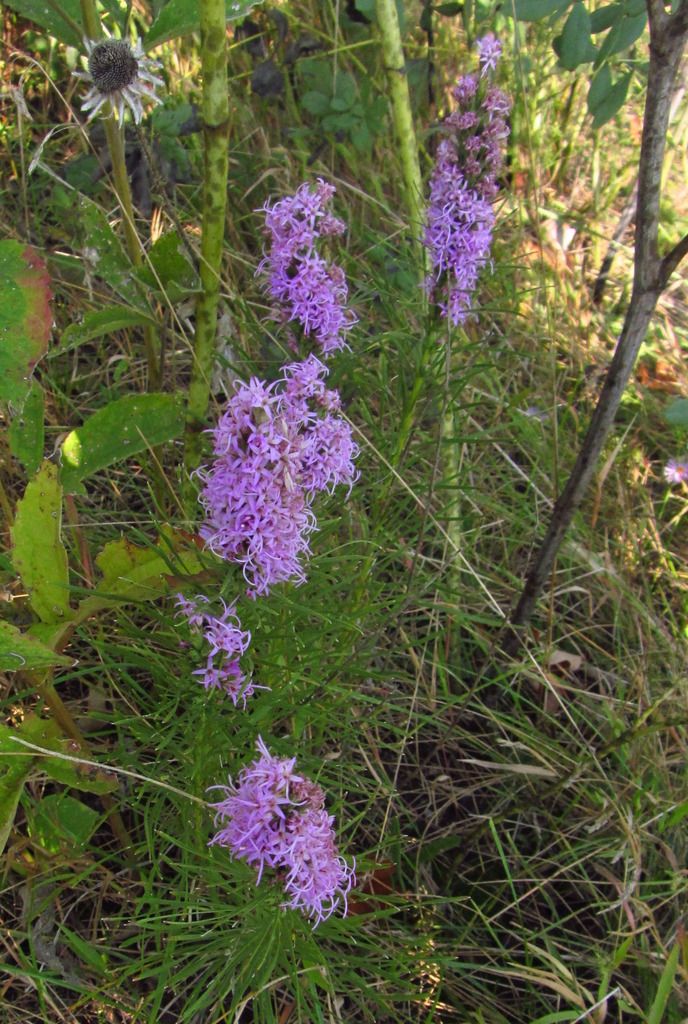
77;200;145;308
590;2;621;32
351;122;373;154
595;10;646;61
300;90;331;116
8;382;44;475
60;307;156;353
512;0;572;21
1;0;83;46
354;0;376;17
0;620;73;672
11;714;118;795
557;3;597;68
0;725;33;855
322;111;359;132
11;462;71;624
647;940;681;1024
0;241;52;406
94;534;203;602
29;793;100;854
435;2;462;14
589;71;631;127
40;749;119;794
59;393;185;494
146;0;260;48
333;73;357;110
134;232;199;303
59;925;108;971
664;398;688;427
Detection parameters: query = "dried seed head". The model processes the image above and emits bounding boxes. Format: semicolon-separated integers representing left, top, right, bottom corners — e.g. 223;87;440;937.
88;40;139;95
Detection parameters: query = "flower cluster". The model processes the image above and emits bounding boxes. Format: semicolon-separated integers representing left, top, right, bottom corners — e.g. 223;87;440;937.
198;355;359;596
664;458;688;484
424;34;510;326
176;595;257;706
258;179;357;355
210;738;355;923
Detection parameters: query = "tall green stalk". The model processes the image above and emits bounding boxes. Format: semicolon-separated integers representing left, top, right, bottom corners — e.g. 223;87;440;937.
78;0;160;388
375;1;463;599
183;0;229;486
375;0;425;270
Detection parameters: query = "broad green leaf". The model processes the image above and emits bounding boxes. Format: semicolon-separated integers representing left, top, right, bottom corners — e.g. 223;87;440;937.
590;71;631;127
94;534;203;601
0;724;33;854
332;73;357;110
595;10;646;62
0;620;73;672
588;65;612;112
590;2;622;32
556;3;597;68
354;0;376;17
146;0;260;49
59;393;185;494
5;714;118;795
300;91;331;116
135;231;200;303
0;241;52;405
60;306;156;352
1;0;83;46
8;381;44;475
512;0;572;21
11;462;71;624
29;793;100;854
77;200;146;308
664;398;688;427
40;749;119;794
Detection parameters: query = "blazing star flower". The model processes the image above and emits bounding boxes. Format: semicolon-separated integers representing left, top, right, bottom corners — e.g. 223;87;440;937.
477;33;502;77
664;458;688;484
258;179;357;355
74;35;164;123
198;356;359;596
210;737;355;924
424;36;510;326
176;595;259;706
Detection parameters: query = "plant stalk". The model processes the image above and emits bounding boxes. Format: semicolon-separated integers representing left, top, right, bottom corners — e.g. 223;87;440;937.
375;0;425;271
501;0;688;656
182;0;230;490
78;0;160;389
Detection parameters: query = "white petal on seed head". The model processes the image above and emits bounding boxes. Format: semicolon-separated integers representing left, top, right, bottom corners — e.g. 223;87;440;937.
73;34;163;123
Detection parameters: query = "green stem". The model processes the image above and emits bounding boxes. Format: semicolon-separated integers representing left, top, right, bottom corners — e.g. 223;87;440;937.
78;0;160;389
375;0;425;272
182;0;230;494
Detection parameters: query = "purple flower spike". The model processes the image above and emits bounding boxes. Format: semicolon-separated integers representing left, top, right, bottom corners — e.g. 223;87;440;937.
210;737;355;924
176;595;259;707
664;458;688;484
477;33;502;77
424;36;510;327
258;179;357;355
198;358;359;595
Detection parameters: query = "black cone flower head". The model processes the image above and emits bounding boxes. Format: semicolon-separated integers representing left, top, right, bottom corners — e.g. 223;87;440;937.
88;40;139;95
74;35;164;123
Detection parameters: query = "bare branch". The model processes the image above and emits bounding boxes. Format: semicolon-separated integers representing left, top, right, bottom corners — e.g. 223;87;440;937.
659;232;688;289
500;9;688;657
